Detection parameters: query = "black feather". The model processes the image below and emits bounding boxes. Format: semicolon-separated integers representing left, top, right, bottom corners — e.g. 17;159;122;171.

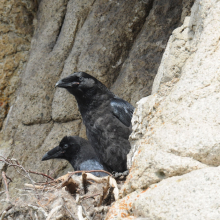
56;72;134;172
110;98;134;127
42;136;108;177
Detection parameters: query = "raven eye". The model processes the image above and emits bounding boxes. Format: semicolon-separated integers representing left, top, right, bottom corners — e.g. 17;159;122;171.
64;144;68;149
79;76;83;81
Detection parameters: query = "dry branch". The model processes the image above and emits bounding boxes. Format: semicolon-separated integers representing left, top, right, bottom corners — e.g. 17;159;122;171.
46;205;62;220
82;172;88;194
0;156;121;219
61;176;79;194
0;205;13;220
81;173;119;200
0;156;54;182
68;169;112;176
28;170;54;180
81;204;91;220
62;197;77;219
2;171;10;201
24;184;55;190
98;176;110;206
77;206;85;220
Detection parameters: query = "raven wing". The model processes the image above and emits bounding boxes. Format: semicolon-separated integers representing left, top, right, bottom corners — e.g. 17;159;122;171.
110;98;134;127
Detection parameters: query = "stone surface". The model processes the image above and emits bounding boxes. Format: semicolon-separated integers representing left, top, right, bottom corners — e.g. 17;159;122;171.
0;0;195;213
105;190;141;220
104;0;220;218
124;0;220;197
122;147;207;197
108;167;220;219
52;0;153;120
0;0;37;129
0;0;191;196
0;139;12;171
133;167;220;219
111;0;194;106
4;120;81;197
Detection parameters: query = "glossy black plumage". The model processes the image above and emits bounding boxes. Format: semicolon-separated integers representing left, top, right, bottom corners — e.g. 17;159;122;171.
42;136;108;176
56;72;134;172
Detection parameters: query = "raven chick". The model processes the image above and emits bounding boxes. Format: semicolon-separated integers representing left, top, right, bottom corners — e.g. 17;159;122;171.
56;72;134;172
42;136;108;176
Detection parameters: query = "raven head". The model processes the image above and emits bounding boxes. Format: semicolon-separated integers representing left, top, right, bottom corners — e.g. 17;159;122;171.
55;72;97;95
41;136;80;162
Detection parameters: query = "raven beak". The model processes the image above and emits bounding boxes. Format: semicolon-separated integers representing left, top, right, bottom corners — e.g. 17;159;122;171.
55;81;60;88
55;79;66;88
41;152;51;161
41;146;63;161
55;79;79;88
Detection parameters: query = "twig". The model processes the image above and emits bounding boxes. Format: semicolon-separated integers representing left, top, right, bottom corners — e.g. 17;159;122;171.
81;204;91;220
24;184;56;190
91;212;96;220
2;171;10;201
81;193;101;201
77;206;85;220
0;211;6;220
1;158;27;179
28;170;54;180
0;205;13;220
28;205;48;219
76;194;80;204
46;205;62;220
4;173;12;184
103;186;114;205
62;197;76;219
61;177;79;194
35;180;57;185
0;157;36;186
41;170;50;193
0;157;54;181
47;169;50;182
82;172;88;194
80;173;119;200
98;176;110;206
0;156;55;200
68;169;112;176
0;191;5;196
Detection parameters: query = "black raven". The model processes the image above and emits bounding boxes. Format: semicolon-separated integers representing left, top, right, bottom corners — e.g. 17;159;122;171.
42;136;108;176
55;72;134;172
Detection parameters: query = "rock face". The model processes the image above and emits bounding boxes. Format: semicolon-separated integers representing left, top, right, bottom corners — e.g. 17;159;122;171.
107;0;220;218
0;0;37;129
4;0;219;218
107;167;220;220
111;0;194;105
132;167;220;219
0;0;192;201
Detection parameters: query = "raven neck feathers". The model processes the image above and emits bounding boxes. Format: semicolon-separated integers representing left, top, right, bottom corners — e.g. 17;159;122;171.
74;81;114;116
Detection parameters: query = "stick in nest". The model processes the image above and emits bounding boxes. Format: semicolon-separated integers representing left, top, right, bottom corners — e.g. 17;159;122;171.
68;169;112;176
82;172;88;194
80;173;119;200
98;176;110;206
2;171;10;202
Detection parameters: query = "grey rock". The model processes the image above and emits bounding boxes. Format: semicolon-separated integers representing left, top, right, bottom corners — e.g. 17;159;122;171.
111;0;194;105
0;0;194;208
103;0;220;218
133;167;220;219
122;147;207;197
125;0;220;198
52;0;153;120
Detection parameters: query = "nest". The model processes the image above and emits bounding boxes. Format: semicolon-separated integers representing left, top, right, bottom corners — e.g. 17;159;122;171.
0;156;124;220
